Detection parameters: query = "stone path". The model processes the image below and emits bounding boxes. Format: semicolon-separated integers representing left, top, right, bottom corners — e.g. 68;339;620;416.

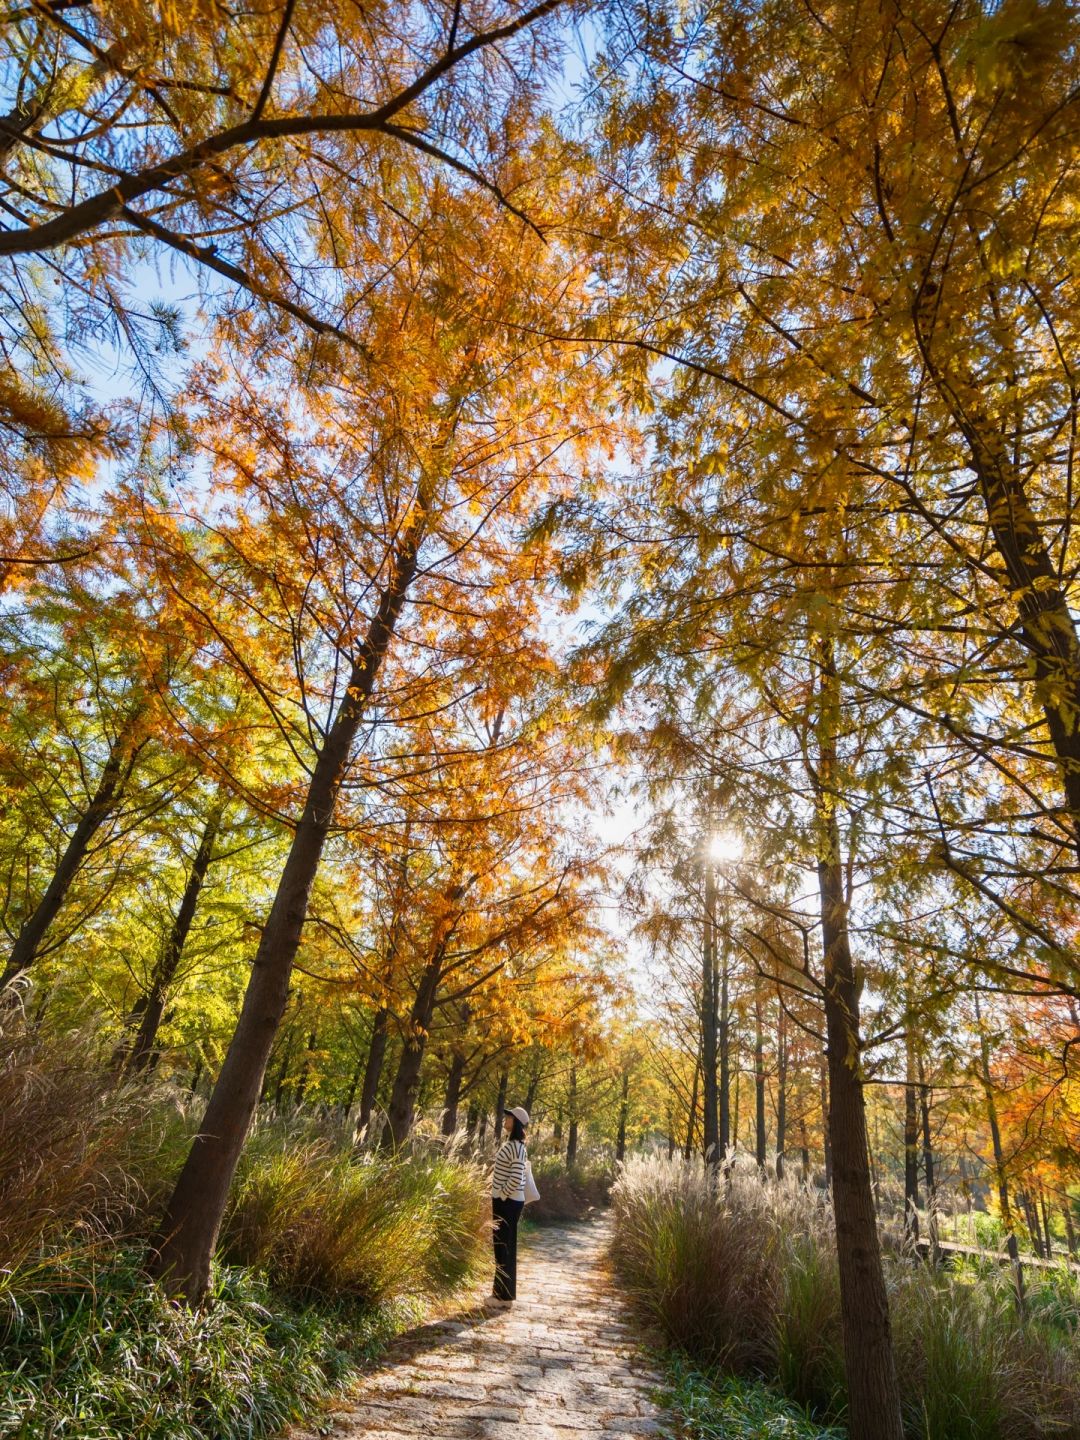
288;1219;673;1440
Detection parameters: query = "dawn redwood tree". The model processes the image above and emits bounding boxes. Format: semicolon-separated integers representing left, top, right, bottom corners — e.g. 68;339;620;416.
367;687;604;1149
558;385;924;1434
811;639;903;1432
0;575;187;990
145;181;612;1296
593;0;1080;864
118;798;226;1073
0;0;569;377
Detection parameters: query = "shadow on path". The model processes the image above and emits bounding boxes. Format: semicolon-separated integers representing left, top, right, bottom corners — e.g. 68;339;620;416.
285;1218;671;1440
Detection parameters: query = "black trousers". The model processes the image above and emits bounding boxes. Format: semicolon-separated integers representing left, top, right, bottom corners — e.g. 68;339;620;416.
492;1197;524;1299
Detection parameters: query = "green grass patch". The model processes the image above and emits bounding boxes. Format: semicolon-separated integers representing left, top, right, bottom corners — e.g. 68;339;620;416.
661;1353;846;1439
0;1246;419;1440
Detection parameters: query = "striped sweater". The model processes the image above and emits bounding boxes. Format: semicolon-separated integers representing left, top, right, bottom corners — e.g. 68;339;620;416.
492;1138;527;1200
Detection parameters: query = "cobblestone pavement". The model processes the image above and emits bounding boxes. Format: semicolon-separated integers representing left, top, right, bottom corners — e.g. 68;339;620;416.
287;1218;673;1440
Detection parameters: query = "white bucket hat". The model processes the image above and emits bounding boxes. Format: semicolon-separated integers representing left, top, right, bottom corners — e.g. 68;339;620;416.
504;1105;530;1127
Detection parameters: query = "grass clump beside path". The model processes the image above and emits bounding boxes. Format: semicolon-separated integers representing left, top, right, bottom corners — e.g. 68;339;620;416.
663;1355;845;1440
0;1249;414;1440
612;1154;1080;1440
0;1025;489;1440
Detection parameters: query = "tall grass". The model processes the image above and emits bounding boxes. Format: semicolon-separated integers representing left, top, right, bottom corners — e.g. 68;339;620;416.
611;1154;1080;1440
0;1024;490;1439
0;1026;160;1276
221;1123;488;1302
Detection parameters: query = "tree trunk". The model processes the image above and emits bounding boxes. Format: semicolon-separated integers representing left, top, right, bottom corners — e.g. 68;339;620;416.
150;515;423;1301
1040;1191;1053;1259
818;851;903;1440
918;338;1080;861
615;1068;630;1163
731;1035;740;1146
565;1065;579;1168
292;1029;318;1105
866;1110;880;1201
442;1051;466;1135
718;940;731;1156
3;714;141;989
272;1029;295;1108
1018;1191;1043;1258
122;802;224;1074
342;1050;364;1111
700;859;719;1164
820;1052;832;1188
775;1005;787;1181
684;1051;700;1161
1063;1203;1078;1258
974;993;1026;1312
31;984;50;1027
754;996;767;1170
917;1053;939;1261
357;1006;389;1136
814;648;903;1440
969;442;1080;858
382;935;451;1150
903;1035;920;1244
493;1069;509;1147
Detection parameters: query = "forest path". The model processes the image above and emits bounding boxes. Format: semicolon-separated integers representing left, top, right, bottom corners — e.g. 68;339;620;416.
287;1218;672;1440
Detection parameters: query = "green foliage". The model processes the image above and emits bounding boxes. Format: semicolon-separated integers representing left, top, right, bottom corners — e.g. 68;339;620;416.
0;1246;411;1440
662;1354;845;1440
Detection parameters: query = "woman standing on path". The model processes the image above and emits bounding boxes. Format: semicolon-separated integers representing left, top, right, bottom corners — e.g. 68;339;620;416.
491;1105;529;1301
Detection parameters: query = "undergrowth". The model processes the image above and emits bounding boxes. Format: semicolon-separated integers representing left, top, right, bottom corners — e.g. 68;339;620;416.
526;1153;612;1223
662;1353;846;1440
612;1155;1080;1440
0;1024;489;1440
0;1246;415;1440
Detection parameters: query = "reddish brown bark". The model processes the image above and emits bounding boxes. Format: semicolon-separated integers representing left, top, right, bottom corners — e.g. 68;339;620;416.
151;517;423;1300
